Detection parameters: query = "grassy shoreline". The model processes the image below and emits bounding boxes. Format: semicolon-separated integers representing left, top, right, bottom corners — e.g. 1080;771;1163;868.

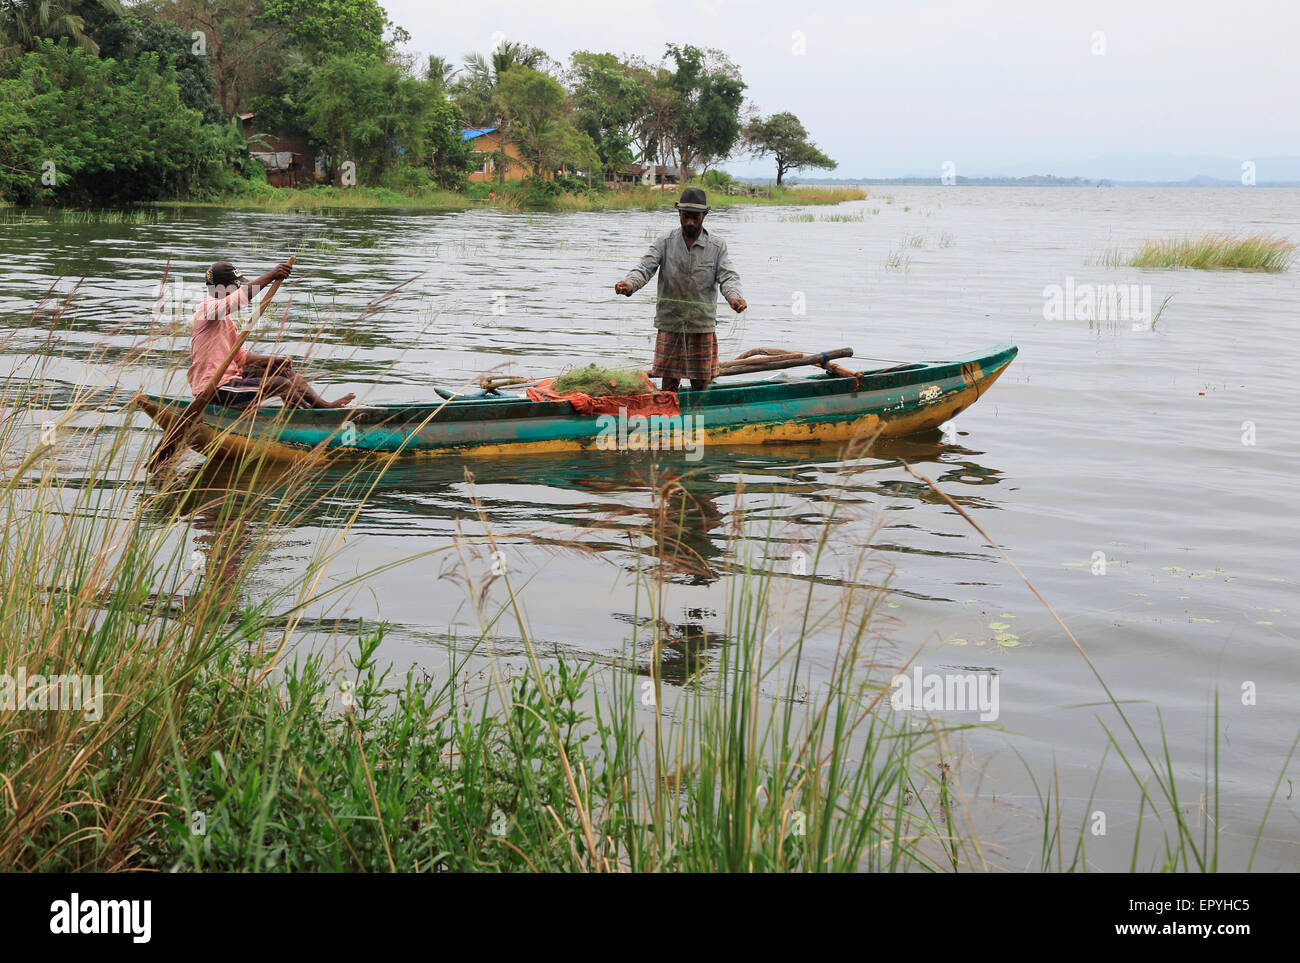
152;182;868;213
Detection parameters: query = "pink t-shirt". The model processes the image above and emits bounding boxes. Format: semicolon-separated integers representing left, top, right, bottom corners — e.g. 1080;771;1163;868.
188;286;251;396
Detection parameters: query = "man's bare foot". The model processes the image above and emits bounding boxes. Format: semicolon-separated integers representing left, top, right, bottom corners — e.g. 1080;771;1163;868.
325;394;356;409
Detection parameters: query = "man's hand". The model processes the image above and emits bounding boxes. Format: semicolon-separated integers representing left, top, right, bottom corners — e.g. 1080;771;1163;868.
270;262;293;281
728;296;747;313
614;280;634;296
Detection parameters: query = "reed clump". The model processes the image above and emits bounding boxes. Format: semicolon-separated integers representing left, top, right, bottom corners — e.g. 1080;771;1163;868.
1116;233;1297;271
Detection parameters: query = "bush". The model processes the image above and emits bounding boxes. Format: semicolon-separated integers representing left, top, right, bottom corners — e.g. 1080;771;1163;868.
699;169;735;190
552;174;596;195
0;43;233;204
378;164;434;195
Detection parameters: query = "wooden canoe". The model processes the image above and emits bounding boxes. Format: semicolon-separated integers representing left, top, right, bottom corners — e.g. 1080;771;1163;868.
131;344;1017;462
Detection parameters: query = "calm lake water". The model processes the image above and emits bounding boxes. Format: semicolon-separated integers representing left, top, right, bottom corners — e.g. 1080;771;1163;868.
4;187;1297;869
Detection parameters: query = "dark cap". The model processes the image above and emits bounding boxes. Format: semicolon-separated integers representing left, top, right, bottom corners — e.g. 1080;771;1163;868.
205;261;247;287
674;187;709;213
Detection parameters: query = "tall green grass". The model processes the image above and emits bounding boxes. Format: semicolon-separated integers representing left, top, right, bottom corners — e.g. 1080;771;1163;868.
0;304;954;871
1107;233;1297;271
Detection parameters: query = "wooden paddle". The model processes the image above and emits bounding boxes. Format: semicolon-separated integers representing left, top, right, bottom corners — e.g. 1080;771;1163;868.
147;255;295;471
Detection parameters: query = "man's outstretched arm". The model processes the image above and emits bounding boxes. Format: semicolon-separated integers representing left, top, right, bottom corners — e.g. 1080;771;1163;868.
614;237;664;296
716;239;746;312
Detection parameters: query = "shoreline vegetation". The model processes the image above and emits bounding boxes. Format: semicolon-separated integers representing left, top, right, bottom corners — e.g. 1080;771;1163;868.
0;182;867;216
154;181;868;213
3;314;1295;872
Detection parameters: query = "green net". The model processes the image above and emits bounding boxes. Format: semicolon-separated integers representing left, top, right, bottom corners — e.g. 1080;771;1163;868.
551;364;652;397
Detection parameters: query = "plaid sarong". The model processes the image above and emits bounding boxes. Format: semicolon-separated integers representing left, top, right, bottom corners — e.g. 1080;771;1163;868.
651;330;718;382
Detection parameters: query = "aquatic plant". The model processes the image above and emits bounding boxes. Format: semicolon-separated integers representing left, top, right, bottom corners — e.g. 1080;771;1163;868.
1109;233;1297;272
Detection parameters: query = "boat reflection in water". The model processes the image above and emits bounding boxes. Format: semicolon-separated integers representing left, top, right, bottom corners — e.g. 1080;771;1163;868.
152;428;1007;678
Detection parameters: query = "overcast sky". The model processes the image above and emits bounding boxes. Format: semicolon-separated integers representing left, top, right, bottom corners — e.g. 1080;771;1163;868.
384;0;1299;178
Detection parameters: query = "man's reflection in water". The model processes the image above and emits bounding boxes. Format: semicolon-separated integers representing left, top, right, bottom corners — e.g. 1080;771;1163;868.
615;609;728;687
649;472;726;584
152;456;285;629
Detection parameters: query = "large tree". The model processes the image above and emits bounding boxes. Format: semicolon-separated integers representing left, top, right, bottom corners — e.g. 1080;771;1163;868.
662;44;745;174
493;65;596;179
622;55;676;168
260;0;386;62
423;98;475;189
303;52;435;184
743;111;836;186
566;51;645;172
93;13;224;123
452;39;550;127
149;0;288;116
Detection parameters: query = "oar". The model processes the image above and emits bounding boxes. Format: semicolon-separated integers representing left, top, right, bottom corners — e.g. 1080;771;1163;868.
147;255;296;471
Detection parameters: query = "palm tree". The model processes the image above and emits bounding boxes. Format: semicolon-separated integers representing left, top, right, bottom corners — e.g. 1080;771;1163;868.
452;40;548;181
0;0;124;55
425;54;457;94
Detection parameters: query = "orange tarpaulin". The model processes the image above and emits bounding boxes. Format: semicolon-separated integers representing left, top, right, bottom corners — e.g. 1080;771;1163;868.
526;379;681;417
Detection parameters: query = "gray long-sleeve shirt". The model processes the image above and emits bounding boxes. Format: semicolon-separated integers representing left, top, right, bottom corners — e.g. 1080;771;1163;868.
621;227;743;333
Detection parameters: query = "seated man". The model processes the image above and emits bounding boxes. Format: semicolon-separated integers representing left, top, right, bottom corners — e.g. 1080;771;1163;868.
188;260;356;410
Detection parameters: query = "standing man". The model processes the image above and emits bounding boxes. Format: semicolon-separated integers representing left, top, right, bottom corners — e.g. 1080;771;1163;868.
614;187;747;392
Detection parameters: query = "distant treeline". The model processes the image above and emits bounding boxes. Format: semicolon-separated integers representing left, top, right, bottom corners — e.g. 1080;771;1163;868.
0;0;836;205
761;175;1300;188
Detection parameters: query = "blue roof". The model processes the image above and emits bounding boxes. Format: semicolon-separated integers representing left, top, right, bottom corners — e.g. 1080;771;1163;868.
462;127;497;141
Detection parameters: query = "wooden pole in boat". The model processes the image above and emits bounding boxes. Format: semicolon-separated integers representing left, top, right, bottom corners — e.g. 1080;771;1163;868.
147;255;296;471
714;347;854;378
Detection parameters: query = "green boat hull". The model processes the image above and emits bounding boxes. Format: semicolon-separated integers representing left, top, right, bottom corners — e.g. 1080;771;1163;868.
133;344;1017;460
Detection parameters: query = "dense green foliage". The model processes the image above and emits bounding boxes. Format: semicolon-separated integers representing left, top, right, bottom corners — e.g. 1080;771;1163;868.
0;2;829;205
0;42;239;204
567;51;645;171
303;52;436;185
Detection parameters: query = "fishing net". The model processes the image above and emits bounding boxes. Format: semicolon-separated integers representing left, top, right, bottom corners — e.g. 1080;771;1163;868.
528;365;680;418
551;364;652;397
